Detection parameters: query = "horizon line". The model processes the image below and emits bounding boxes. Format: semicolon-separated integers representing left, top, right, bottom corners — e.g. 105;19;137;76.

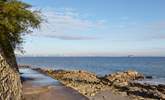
16;55;165;57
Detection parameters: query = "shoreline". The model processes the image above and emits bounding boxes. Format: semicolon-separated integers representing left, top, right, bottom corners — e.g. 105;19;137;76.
19;65;165;100
21;67;89;100
32;67;165;100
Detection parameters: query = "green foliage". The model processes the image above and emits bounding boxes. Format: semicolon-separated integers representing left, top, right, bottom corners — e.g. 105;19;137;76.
0;0;41;56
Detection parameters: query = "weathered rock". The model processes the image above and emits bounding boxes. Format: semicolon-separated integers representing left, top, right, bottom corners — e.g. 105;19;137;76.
145;76;153;79
157;84;165;94
43;69;100;83
33;68;105;96
127;88;165;99
130;82;165;93
34;68;165;100
18;64;31;68
122;82;165;100
104;70;144;84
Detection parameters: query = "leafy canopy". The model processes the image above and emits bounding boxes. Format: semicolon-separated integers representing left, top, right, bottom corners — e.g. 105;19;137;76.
0;0;41;55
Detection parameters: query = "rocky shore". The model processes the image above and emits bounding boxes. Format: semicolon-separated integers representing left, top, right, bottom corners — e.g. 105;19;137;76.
33;68;165;100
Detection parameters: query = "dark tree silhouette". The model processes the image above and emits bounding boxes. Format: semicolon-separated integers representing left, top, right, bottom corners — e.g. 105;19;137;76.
0;0;41;99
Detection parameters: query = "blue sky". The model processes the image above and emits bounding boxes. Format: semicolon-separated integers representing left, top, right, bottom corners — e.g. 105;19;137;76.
21;0;165;56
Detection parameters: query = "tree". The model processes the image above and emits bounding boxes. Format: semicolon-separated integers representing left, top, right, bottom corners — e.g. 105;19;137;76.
0;0;41;99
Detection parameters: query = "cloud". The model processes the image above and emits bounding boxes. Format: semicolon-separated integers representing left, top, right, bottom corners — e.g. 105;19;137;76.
31;8;105;40
33;34;98;40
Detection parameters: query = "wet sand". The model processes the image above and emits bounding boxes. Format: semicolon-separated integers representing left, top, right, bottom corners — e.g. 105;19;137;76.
23;83;130;100
23;84;88;100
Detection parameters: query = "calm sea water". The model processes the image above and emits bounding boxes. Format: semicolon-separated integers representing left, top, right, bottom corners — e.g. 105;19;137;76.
17;57;165;79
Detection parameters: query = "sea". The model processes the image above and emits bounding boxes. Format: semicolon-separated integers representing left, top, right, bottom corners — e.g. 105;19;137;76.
17;57;165;85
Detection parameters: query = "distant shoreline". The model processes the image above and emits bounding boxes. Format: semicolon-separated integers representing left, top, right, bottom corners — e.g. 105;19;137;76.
17;57;165;81
16;56;165;58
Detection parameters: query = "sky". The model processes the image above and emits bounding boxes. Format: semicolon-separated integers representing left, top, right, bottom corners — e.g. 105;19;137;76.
20;0;165;56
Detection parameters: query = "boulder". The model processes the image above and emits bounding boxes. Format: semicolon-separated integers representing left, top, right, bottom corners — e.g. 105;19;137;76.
104;70;144;84
44;69;100;83
145;76;153;79
157;84;165;94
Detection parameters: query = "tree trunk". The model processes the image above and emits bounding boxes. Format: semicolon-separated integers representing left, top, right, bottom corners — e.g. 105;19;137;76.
0;47;22;100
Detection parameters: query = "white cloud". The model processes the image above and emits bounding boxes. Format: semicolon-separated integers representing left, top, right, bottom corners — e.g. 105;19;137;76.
38;34;98;40
32;8;105;40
